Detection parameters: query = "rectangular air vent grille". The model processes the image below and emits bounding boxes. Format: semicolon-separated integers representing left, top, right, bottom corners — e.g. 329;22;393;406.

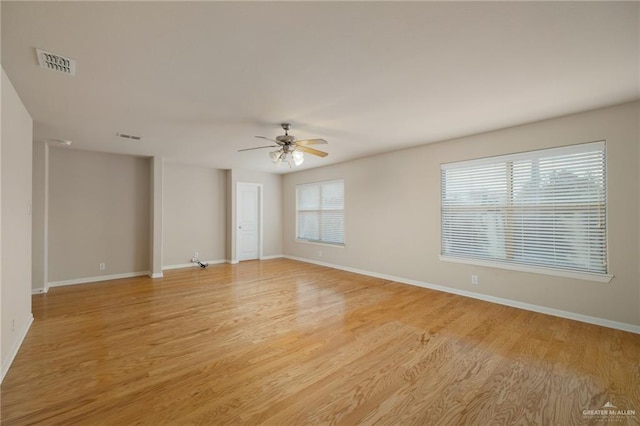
117;133;142;141
36;49;76;76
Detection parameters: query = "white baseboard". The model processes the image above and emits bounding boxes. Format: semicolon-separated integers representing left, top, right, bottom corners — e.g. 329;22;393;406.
32;287;49;295
228;256;283;264
1;314;34;384
150;272;164;279
163;263;193;270
48;271;150;288
163;259;227;271
260;254;284;260
283;255;640;335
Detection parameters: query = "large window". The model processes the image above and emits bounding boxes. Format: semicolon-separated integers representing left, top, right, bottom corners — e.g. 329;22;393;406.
441;142;609;280
296;180;344;245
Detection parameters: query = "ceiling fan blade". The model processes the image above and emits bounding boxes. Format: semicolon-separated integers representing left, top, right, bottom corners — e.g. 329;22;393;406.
238;145;278;152
296;145;328;157
255;135;283;145
295;138;327;146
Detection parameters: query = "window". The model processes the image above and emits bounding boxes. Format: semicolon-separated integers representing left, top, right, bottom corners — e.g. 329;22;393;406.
441;142;609;280
296;180;344;245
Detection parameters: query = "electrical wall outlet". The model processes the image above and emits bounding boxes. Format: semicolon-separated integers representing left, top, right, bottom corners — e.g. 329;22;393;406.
471;275;478;285
194;251;199;259
318;250;323;257
99;263;106;271
11;319;15;332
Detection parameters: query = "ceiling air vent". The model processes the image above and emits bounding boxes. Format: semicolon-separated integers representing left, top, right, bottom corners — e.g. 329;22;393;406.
117;132;142;141
36;48;76;76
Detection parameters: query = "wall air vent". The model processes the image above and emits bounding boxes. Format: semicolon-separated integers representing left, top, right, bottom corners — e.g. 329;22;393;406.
116;133;142;141
46;139;72;146
36;48;76;76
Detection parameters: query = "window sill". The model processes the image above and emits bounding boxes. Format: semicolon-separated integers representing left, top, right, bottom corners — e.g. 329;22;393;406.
295;239;345;248
439;255;614;283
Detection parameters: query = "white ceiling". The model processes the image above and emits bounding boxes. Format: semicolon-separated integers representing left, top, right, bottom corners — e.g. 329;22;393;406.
2;1;639;174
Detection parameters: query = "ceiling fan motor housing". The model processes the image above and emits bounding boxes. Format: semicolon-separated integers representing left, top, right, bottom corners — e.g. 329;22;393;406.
276;135;295;144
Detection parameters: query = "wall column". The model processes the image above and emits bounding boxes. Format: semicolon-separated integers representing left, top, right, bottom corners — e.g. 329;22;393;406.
31;141;49;292
150;157;164;278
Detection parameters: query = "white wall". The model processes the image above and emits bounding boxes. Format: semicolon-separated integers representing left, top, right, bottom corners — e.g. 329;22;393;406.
283;101;640;328
48;149;150;283
0;9;4;381
637;4;640;327
163;162;226;266
1;69;34;381
41;153;280;280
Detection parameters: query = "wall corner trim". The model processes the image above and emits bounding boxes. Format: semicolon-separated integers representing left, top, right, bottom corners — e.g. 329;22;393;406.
150;272;164;279
1;314;34;384
282;255;640;335
31;287;48;295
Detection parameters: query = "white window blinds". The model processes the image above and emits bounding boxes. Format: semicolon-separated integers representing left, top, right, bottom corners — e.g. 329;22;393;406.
441;142;607;275
296;180;345;245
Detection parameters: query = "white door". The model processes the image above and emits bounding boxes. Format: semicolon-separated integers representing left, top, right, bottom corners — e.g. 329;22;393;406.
237;183;261;261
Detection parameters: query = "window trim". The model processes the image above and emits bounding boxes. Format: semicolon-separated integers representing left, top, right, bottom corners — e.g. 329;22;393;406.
440;141;612;283
295;179;345;246
439;255;613;283
440;141;605;171
295;238;346;248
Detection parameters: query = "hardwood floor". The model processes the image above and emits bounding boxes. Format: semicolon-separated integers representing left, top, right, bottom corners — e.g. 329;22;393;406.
2;259;639;425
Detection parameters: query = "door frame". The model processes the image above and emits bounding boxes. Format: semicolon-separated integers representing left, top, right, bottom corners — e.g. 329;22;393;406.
235;182;263;262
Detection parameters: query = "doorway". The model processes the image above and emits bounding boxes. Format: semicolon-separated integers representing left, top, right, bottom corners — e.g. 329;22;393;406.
236;182;262;261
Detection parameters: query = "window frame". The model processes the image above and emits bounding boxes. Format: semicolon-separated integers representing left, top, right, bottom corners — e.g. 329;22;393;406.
295;179;345;247
440;141;613;283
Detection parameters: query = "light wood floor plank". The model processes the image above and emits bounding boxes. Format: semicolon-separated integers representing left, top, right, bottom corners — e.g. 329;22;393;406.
1;259;639;425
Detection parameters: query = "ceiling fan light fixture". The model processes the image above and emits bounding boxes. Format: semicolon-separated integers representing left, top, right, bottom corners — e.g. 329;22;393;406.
292;150;304;166
270;150;282;166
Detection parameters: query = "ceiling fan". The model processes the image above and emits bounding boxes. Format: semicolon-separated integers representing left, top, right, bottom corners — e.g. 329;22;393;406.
238;123;328;167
